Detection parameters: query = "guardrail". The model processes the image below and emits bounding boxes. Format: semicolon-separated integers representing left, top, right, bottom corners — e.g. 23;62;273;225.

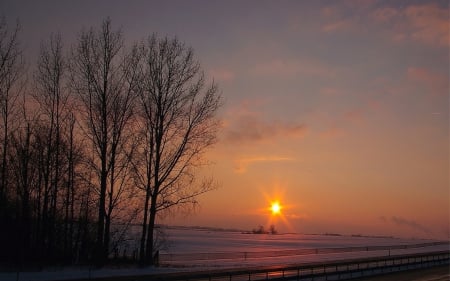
152;251;449;281
159;241;449;262
57;250;450;281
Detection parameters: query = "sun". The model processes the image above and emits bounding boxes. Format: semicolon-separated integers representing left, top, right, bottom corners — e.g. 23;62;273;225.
271;201;281;215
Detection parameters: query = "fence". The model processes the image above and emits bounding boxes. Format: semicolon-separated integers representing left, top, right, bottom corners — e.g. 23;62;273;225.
60;250;450;281
155;250;449;281
159;241;449;263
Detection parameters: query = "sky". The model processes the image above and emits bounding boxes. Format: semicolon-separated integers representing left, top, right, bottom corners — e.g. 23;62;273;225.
2;0;449;239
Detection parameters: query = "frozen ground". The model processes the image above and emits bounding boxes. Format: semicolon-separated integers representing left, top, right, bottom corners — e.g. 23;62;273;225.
1;226;448;281
161;227;449;268
164;226;436;253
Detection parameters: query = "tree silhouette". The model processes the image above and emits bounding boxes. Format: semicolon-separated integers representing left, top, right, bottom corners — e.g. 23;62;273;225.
132;35;221;265
69;18;140;265
0;17;222;267
0;17;23;212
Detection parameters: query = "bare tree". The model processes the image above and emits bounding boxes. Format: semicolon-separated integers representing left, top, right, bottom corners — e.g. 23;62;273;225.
0;17;23;206
69;18;139;264
32;33;70;259
7;102;41;264
132;35;221;265
0;17;222;267
64;112;77;259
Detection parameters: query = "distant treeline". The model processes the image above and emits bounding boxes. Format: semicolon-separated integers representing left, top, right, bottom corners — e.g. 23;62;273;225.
0;17;221;267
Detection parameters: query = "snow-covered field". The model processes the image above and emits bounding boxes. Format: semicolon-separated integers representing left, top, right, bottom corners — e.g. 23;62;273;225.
164;226;436;252
161;226;448;267
1;226;448;281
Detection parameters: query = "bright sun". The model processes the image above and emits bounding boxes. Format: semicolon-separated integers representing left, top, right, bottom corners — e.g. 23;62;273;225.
271;202;281;215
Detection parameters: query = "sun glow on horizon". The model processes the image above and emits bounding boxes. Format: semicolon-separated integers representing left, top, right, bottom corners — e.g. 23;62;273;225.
271;201;281;215
261;187;296;233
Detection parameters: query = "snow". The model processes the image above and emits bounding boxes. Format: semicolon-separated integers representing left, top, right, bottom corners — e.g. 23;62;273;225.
0;267;175;281
0;226;448;281
164;227;430;252
161;227;449;268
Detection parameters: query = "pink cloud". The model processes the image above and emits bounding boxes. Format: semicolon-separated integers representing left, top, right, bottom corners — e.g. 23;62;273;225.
251;58;336;79
225;115;308;144
319;100;381;140
209;68;235;82
407;67;448;96
251;59;296;76
319;87;340;96
368;100;382;111
371;7;398;23
322;19;352;33
343;0;379;9
223;101;308;145
403;4;449;47
320;0;378;33
375;3;449;47
321;6;339;18
320;126;346;139
234;156;294;173
321;2;449;47
343;109;365;124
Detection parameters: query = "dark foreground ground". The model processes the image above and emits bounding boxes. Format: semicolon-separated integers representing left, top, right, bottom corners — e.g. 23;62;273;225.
351;265;449;281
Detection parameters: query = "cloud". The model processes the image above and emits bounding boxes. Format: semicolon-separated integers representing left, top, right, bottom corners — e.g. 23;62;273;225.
376;3;449;47
234;156;294;173
321;2;449;47
320;0;377;33
401;3;449;47
343;109;365;124
225;117;307;144
371;7;398;23
319;87;340;96
286;213;309;220
319;106;370;139
321;6;339;18
381;216;432;234
223;102;308;145
407;67;448;96
250;58;336;79
209;68;235;82
320;126;346;139
322;19;352;33
391;216;431;234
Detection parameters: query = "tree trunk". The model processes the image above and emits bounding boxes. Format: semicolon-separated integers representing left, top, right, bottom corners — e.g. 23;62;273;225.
0;114;8;203
139;188;150;264
104;213;110;261
96;169;107;265
145;202;157;265
20;124;32;260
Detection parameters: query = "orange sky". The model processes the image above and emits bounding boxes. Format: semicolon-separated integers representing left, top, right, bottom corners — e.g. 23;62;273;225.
3;0;449;239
